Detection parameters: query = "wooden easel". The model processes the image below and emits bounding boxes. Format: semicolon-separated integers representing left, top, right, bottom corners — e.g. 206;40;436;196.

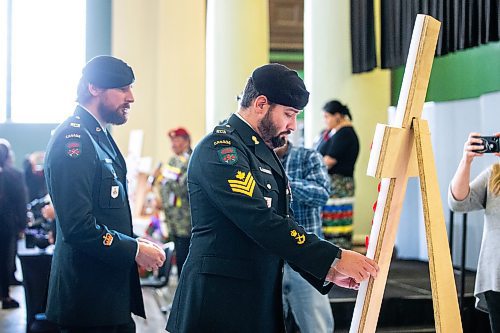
349;15;463;333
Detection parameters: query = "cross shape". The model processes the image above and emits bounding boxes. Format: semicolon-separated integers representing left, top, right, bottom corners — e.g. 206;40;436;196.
349;15;462;333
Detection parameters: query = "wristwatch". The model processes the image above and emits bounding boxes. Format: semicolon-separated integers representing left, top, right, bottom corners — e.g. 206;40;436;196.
331;248;342;268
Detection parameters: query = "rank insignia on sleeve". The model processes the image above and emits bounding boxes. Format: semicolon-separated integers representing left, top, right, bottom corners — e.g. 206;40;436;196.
218;147;238;165
227;171;256;197
103;233;114;246
65;141;81;158
290;229;306;245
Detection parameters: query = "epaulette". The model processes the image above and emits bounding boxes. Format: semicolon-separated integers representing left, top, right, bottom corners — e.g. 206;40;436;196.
213;124;235;135
65;114;82;130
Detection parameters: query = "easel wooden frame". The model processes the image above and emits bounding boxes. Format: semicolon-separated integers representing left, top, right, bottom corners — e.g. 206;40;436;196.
349;15;463;333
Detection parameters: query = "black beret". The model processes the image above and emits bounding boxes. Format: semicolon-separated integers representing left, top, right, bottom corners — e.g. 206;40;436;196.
82;55;135;89
251;63;309;110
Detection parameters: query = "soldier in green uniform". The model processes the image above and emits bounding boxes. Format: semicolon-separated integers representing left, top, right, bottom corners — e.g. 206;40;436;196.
166;64;379;333
44;56;166;333
160;127;192;276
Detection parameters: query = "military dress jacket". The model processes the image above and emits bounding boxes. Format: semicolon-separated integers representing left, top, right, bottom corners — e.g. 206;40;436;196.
166;114;340;333
44;106;144;326
160;154;191;238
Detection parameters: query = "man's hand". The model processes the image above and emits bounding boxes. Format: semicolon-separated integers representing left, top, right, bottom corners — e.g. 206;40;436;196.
326;268;360;290
326;249;379;287
135;237;166;271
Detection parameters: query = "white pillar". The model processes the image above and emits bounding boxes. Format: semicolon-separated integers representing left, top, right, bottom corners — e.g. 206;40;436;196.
303;0;350;148
206;0;269;131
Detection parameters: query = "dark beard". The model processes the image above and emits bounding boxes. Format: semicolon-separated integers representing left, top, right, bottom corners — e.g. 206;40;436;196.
258;107;289;149
270;136;286;148
99;103;127;125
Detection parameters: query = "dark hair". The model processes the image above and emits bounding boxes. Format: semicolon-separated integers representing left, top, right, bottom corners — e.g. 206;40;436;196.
323;100;352;120
76;77;93;104
239;77;261;108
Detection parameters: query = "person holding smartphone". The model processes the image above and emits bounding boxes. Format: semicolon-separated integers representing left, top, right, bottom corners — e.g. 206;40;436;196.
449;132;500;333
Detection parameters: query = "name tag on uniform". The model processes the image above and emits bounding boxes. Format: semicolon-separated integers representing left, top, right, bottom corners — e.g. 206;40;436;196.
264;196;272;208
259;167;272;175
111;186;119;198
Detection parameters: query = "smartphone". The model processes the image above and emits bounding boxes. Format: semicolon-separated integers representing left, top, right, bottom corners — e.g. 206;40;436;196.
473;136;500;153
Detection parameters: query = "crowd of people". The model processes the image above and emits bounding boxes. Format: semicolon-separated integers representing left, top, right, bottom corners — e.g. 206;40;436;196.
0;55;498;333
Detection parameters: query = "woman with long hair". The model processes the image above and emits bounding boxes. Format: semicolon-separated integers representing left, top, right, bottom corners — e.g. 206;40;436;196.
449;132;500;332
316;100;359;249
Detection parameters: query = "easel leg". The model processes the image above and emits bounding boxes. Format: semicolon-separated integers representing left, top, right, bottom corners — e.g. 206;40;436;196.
413;118;463;333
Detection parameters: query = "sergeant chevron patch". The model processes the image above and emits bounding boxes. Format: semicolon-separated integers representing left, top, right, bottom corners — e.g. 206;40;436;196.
227;171;256;197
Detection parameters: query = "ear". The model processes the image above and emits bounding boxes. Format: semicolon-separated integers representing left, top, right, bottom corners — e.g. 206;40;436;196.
253;95;269;115
88;83;103;97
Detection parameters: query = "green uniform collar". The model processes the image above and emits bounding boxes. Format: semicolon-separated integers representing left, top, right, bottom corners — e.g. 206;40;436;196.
227;114;284;179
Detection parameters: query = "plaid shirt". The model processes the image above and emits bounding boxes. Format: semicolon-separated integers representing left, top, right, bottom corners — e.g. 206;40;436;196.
280;143;331;236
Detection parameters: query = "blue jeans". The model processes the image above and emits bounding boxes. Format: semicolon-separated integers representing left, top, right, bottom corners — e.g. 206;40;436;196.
282;263;334;333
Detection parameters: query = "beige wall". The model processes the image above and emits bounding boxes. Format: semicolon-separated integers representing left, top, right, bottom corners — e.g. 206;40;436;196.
351;0;391;240
305;0;390;240
335;0;390;241
111;0;206;167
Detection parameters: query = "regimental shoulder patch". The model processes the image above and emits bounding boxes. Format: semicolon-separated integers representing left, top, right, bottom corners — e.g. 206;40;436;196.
65;141;81;158
218;146;238;165
213;139;232;146
213;124;234;135
290;229;306;245
65;133;81;139
103;232;114;246
227;171;256;197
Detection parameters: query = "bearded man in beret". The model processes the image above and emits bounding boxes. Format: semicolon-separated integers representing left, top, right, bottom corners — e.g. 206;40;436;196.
44;55;166;333
166;63;379;333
